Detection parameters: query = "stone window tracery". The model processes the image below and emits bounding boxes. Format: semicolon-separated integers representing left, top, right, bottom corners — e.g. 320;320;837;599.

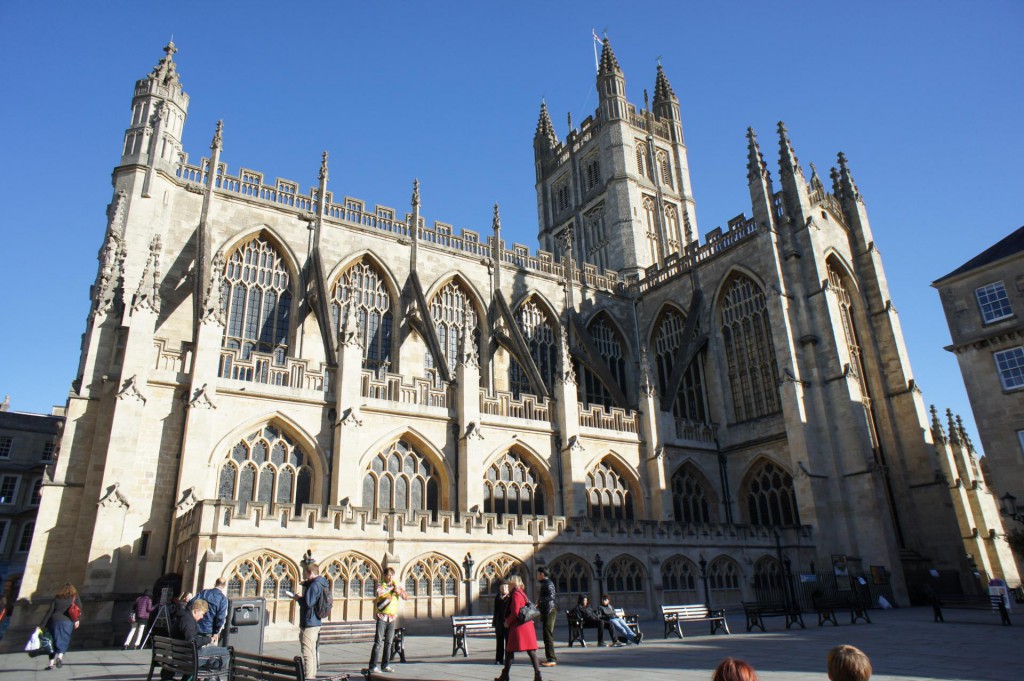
361;440;440;514
644;196;661;265
221;235;292;366
653;308;707;422
707;556;742;606
635;142;648;179
605;555;646;610
664;203;681;254
752;556;785;601
217;426;312;513
658;150;673;188
509;297;557;398
331;258;394;373
549;555;591;610
721;275;780;422
477;554;526;613
827;263;864;389
402;553;459;618
670;463;711;524
661;557;699;602
322;553;381;620
744;460;799;527
576;315;626;409
585;459;634;520
484;450;546;517
225;553;297;623
426;280;480;387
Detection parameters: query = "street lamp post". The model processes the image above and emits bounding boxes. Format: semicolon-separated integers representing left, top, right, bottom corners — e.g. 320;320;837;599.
1001;493;1023;522
463;553;475;615
593;554;604;597
699;554;710;610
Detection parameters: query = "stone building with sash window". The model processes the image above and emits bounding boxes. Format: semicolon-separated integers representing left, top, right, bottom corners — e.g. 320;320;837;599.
9;40;1018;644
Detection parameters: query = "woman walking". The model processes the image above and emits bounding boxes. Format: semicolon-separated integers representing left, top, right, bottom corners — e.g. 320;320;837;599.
496;575;543;681
39;582;82;670
492;580;512;665
123;589;154;649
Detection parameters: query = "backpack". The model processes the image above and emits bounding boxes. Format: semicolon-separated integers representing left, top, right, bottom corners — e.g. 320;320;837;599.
314;581;333;619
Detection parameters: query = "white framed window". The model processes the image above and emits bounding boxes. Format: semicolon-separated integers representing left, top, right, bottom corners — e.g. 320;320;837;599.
0;475;19;505
976;282;1013;324
0;519;9;553
994;347;1024;390
0;437;12;458
41;440;56;462
17;521;34;553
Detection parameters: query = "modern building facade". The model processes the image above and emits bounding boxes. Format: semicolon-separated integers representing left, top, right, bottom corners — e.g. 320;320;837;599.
934;226;1024;532
10;40;1018;645
0;400;63;635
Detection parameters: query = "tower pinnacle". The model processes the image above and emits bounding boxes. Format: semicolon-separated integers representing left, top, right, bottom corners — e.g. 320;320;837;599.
746;127;770;184
534;100;558;153
598;37;621;76
777;121;803;178
837;152;861;203
652;64;676;107
149;41;180;87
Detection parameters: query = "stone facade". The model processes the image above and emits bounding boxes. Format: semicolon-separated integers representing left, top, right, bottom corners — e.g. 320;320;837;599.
8;40;1019;646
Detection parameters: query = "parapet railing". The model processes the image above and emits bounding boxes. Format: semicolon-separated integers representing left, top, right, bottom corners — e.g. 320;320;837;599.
675;418;717;444
218;347;328;392
480;389;551;423
578;403;639;434
360;369;451;409
153;338;193;374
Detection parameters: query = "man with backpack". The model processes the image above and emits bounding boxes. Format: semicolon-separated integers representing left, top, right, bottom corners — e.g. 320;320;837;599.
290;562;330;680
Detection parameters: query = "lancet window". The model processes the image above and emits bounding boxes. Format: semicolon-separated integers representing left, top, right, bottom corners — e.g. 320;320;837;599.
509;297;557;398
585;459;634;520
661;557;699;602
425;280;480;387
635;141;648;179
643;196;662;265
225;552;297;623
321;553;381;620
331;258;394;373
664;203;682;254
402;554;459;618
657;150;673;188
827;262;864;390
221;235;292;369
653;309;707;422
670;464;711;524
217;426;312;513
744;460;799;527
549;555;591;610
720;275;780;422
361;440;440;514
484;450;546;518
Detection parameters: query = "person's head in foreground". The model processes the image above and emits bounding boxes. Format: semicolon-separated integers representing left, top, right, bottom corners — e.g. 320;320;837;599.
712;657;758;681
828;644;872;681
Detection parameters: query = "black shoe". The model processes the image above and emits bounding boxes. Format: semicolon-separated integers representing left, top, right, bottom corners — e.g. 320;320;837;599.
635;632;644;645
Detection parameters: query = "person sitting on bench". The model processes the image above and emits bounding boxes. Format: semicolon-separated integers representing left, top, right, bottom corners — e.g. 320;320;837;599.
595;595;642;646
570;596;612;646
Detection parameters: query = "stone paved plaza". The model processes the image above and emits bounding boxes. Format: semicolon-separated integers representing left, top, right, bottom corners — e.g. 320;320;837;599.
0;607;1018;680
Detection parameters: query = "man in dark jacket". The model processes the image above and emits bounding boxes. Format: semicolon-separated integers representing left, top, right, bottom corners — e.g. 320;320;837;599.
160;599;212;680
291;562;329;680
536;568;557;666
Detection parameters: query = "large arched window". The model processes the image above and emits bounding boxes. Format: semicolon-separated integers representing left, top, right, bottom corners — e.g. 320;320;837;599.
221;235;293;374
605;556;646;610
744;460;800;527
577;314;627;408
331;257;394;373
321;553;381;621
403;553;459;618
670;463;711;524
225;552;298;624
664;203;681;254
477;554;526;615
484;450;546;518
426;279;481;387
361;440;440;514
585;458;634;520
643;195;661;265
652;308;707;422
720;275;780;422
661;556;699;603
218;425;313;513
509;297;557;398
707;556;742;607
549;555;591;611
657;150;673;188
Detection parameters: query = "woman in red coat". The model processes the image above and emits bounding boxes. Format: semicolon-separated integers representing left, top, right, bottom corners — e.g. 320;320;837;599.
496;574;543;681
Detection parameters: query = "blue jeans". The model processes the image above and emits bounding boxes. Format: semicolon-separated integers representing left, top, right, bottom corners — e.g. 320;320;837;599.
608;617;637;642
368;618;395;669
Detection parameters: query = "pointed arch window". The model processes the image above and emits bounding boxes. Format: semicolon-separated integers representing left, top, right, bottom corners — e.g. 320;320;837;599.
664;203;681;254
509;297;557;398
585;459;634;520
827;263;864;389
549;555;591;610
643;196;662;265
225;553;298;623
752;556;785;602
477;555;526;614
484;450;546;518
670;464;711;524
221;235;292;367
635;141;648;179
653;309;707;422
707;557;742;606
721;275;780;422
218;426;312;513
322;553;381;620
658;150;673;188
577;315;627;408
744;460;799;527
331;258;394;373
661;557;699;602
402;553;460;618
361;440;440;514
426;280;481;387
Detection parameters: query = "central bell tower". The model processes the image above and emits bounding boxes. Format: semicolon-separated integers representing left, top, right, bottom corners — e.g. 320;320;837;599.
534;38;698;278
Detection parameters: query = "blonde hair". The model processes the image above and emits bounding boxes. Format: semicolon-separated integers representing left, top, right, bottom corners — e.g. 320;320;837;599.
827;645;872;681
56;583;77;600
190;598;210;615
506;574;525;590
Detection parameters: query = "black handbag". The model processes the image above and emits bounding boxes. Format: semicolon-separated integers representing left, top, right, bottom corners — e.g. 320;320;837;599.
518;600;541;623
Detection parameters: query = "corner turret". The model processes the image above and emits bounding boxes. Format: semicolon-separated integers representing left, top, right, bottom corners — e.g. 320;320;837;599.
121;42;190;170
596;37;627;121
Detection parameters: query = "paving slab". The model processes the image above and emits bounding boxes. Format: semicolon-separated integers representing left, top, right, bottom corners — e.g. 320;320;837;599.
0;606;1017;680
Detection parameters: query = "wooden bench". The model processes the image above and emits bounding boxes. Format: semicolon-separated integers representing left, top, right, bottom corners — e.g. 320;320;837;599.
931;593;1011;626
230;648;310;681
741;601;805;632
811;592;871;627
146;636;230;681
565;610;613;647
450;615;496;657
661;604;730;638
318;620;407;663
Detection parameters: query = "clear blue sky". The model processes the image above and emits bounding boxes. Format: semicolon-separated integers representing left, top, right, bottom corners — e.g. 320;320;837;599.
1;2;1021;452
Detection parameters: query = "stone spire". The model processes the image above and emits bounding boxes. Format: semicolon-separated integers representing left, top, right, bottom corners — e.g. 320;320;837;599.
746;127;775;230
746;127;771;184
809;162;824;194
777;121;804;179
946;408;961;445
598;37;621;76
533;100;557;157
318;150;328;182
410;179;420;270
930;405;947;443
955;414;975;452
652;63;680;122
836;152;862;203
597;37;627;121
149;41;180;87
491;203;503;291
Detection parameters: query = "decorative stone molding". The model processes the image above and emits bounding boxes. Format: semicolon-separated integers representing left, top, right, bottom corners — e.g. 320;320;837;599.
188;383;217;410
463;421;485;441
117;375;148;404
559;329;577;385
638;345;656;398
565;435;585;455
132;235;163;314
339;301;363;349
458;323;479;369
176;486;199;512
339;407;363;428
98;482;130;510
200;252;227;325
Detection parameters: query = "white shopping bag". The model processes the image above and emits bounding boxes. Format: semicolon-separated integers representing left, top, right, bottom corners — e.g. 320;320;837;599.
25;628;41;653
877;596;893;610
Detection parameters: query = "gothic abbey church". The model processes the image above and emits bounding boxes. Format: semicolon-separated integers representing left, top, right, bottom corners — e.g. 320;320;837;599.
15;40;1018;643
